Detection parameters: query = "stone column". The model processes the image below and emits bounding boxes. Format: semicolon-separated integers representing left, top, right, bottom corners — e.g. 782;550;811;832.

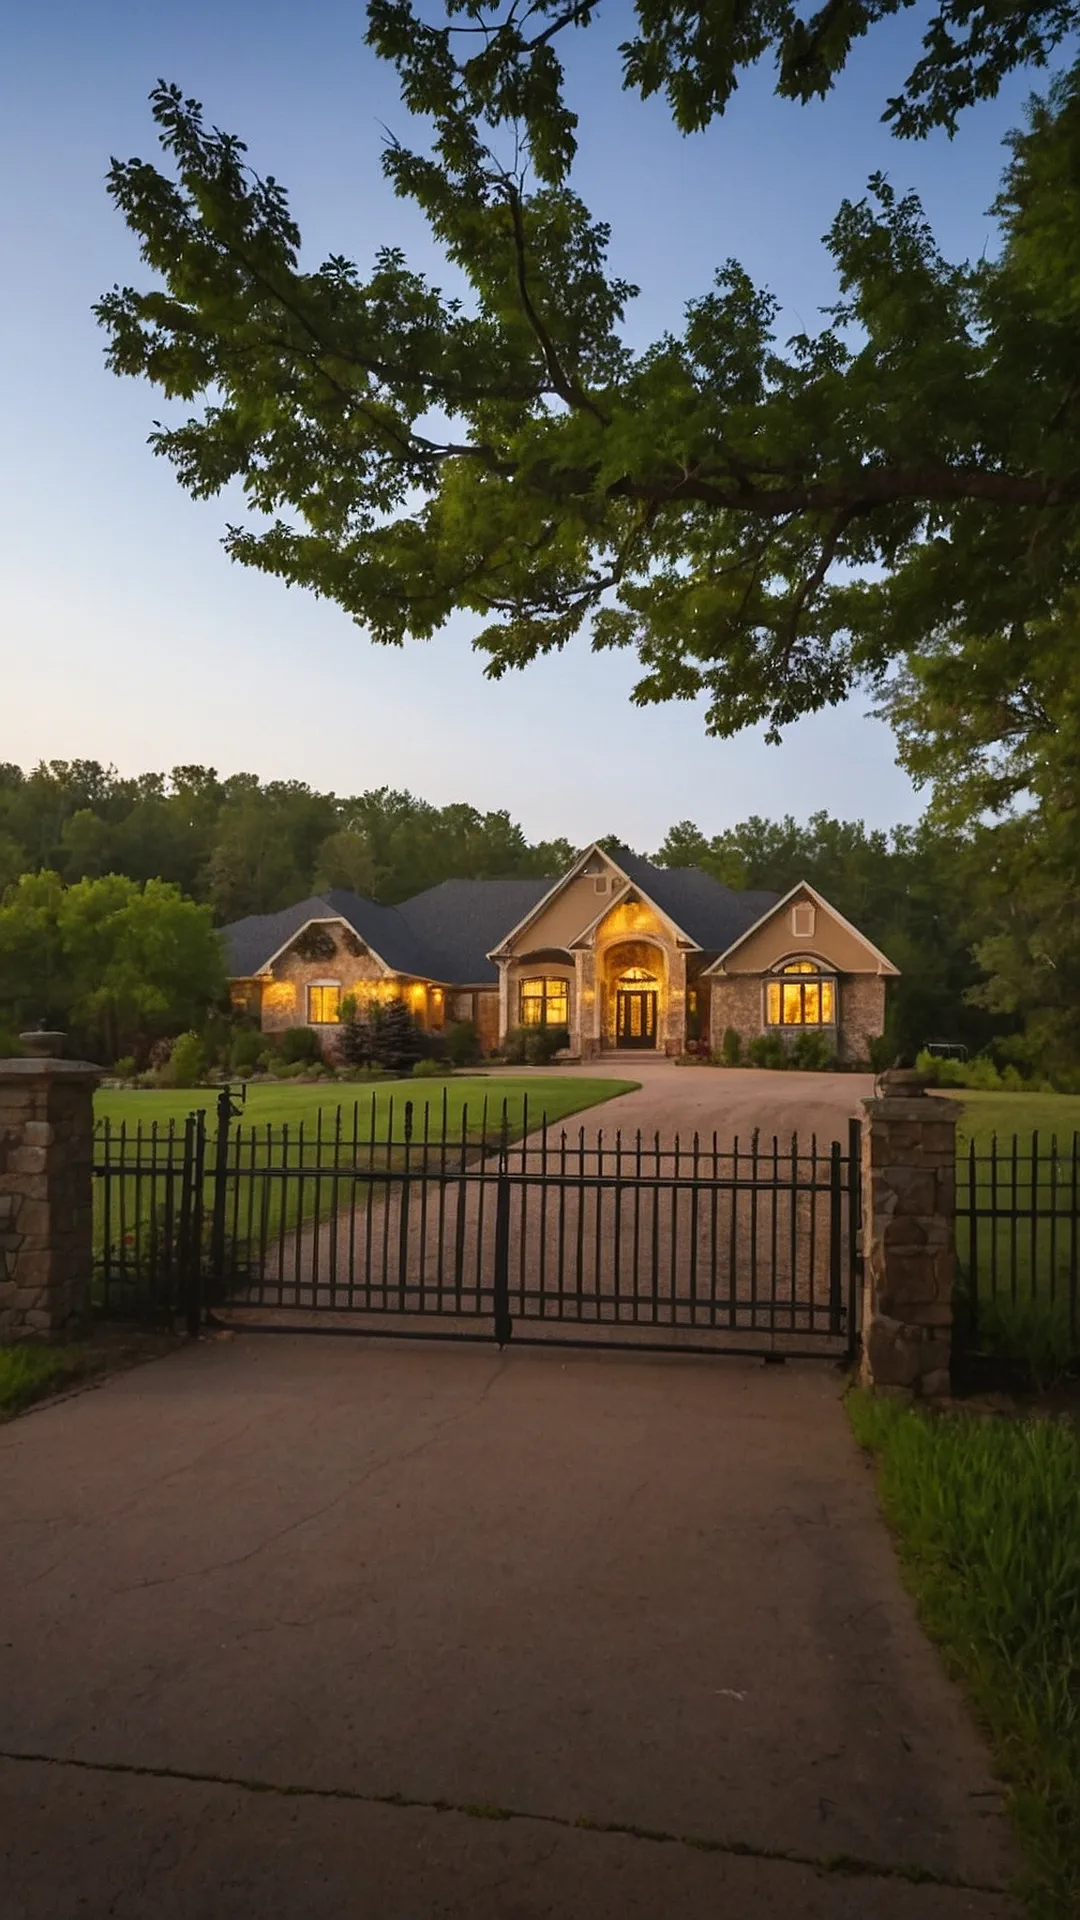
0;1039;101;1342
859;1071;958;1400
578;948;599;1059
665;947;687;1055
496;959;511;1047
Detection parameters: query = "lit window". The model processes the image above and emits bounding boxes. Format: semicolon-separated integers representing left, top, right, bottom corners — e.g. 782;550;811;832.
520;977;569;1028
307;983;342;1025
766;963;835;1027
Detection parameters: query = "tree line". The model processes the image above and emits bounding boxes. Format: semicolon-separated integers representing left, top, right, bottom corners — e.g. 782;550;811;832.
0;759;1066;1078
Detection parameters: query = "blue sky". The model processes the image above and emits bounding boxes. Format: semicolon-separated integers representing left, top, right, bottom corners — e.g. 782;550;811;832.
0;3;1041;849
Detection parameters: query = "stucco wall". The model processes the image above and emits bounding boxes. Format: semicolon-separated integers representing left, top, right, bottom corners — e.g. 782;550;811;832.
721;889;892;976
503;870;615;954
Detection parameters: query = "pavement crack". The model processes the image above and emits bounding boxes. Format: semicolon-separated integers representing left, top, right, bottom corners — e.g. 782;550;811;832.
0;1747;1010;1895
108;1365;508;1597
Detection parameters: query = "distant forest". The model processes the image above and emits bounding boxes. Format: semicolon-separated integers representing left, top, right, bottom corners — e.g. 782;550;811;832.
0;760;1063;1072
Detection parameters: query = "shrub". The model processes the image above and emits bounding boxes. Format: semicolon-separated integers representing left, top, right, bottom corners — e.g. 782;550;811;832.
161;1031;206;1089
413;1056;448;1079
229;1028;264;1076
148;1035;174;1071
113;1054;137;1080
500;1026;528;1064
748;1032;788;1070
869;1034;894;1074
279;1025;323;1065
720;1026;742;1067
790;1029;836;1072
977;1297;1078;1393
524;1024;569;1066
278;1059;309;1079
444;1019;480;1067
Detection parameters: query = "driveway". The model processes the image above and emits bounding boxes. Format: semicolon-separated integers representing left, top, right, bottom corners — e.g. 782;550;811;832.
0;1338;1017;1917
494;1060;875;1147
246;1065;874;1344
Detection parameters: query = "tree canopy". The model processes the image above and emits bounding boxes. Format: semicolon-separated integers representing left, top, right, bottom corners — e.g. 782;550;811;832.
0;756;1052;1073
96;6;1080;746
0;868;225;1061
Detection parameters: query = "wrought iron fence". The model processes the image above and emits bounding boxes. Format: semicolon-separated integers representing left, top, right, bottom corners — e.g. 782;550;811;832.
93;1091;861;1356
955;1131;1080;1360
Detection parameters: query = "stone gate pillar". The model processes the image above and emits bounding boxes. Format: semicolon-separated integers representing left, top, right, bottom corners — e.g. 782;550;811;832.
0;1037;101;1342
859;1071;958;1400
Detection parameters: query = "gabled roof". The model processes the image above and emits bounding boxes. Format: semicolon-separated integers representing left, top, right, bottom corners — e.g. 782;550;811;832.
703;880;900;975
610;847;780;953
223;878;554;985
221;851;783;986
490;840;781;958
395;877;553;982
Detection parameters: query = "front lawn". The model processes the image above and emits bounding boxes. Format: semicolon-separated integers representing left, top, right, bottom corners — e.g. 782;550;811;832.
848;1392;1080;1920
95;1075;639;1146
92;1078;639;1309
942;1092;1080;1382
941;1089;1080;1152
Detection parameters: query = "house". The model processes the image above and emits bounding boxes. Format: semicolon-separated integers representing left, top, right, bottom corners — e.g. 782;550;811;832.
223;843;898;1062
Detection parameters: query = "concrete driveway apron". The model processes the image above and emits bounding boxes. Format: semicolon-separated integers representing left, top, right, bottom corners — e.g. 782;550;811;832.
0;1334;1018;1918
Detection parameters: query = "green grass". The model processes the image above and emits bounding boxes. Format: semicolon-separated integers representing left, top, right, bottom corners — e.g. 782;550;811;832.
92;1077;639;1308
0;1343;91;1418
848;1391;1080;1920
941;1090;1080;1153
941;1093;1080;1380
94;1076;638;1143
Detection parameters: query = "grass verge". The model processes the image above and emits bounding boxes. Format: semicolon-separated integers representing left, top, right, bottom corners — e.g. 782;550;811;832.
0;1330;181;1421
847;1390;1080;1919
0;1344;97;1419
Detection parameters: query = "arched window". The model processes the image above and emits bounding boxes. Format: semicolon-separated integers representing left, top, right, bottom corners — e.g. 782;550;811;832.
520;976;569;1028
615;966;656;986
766;960;836;1028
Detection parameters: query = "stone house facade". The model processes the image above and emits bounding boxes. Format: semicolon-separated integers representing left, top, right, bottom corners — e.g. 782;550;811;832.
222;845;898;1062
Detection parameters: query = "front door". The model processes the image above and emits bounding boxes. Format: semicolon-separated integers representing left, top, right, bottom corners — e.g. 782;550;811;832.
616;988;658;1050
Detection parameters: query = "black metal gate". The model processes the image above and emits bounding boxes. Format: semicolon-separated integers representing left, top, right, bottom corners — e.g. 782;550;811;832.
95;1091;862;1358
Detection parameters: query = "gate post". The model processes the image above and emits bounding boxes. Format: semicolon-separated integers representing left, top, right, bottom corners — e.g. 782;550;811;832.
0;1036;101;1342
859;1071;958;1401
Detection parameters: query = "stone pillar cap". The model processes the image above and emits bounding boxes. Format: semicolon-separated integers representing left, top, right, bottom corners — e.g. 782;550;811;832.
0;1057;103;1081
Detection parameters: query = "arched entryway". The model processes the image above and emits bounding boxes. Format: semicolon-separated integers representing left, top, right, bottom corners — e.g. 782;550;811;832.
602;941;667;1051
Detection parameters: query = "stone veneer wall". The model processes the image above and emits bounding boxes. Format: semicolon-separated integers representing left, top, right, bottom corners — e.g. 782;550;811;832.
0;1059;100;1341
261;939;387;1036
475;991;500;1055
708;975;763;1054
709;971;887;1062
859;1086;958;1400
838;976;886;1064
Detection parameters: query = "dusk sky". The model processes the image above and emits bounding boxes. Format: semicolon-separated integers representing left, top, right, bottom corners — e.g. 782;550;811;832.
1;3;1039;850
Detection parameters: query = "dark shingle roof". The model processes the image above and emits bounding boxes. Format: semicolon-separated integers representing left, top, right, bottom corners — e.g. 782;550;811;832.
396;877;554;982
221;852;780;983
611;847;779;952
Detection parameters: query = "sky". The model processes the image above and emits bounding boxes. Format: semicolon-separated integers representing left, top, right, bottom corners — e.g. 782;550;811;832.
0;2;1042;850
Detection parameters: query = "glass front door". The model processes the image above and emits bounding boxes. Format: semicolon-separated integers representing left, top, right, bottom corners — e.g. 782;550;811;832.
616;989;658;1050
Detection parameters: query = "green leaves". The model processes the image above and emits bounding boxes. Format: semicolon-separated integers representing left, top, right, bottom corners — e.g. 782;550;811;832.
97;38;1080;745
